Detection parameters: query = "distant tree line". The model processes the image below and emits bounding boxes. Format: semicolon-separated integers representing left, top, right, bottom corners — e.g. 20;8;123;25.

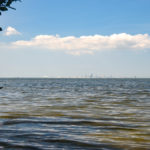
0;0;21;31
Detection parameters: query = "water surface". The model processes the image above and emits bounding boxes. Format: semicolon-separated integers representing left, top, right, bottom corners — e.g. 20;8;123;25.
0;78;150;150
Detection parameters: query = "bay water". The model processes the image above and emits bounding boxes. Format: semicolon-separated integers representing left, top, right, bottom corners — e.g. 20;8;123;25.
0;78;150;150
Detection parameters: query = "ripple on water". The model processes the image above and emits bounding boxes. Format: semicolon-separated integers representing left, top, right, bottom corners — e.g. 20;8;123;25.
0;78;150;150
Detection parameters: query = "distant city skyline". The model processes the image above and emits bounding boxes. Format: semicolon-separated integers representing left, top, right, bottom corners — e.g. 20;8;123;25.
0;0;150;78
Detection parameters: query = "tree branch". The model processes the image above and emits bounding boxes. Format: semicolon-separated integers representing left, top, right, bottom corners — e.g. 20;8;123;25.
0;0;21;31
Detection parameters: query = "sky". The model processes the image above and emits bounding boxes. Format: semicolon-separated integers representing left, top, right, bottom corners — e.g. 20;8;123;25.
0;0;150;78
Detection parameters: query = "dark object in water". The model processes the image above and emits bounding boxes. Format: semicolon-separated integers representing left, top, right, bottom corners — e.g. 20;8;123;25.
0;87;3;89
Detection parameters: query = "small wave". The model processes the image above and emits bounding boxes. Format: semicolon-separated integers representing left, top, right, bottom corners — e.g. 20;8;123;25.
0;141;41;150
43;139;121;150
3;119;137;128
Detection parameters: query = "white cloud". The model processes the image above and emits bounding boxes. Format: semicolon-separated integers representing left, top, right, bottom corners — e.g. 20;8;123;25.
4;26;21;36
1;33;150;55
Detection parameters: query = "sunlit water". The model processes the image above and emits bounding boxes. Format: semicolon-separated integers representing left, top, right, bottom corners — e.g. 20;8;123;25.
0;78;150;150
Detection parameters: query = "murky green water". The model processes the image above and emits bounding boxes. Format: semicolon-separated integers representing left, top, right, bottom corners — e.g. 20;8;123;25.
0;78;150;150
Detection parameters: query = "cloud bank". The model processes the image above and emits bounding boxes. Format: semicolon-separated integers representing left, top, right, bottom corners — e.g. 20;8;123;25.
4;26;21;36
1;33;150;55
12;33;150;55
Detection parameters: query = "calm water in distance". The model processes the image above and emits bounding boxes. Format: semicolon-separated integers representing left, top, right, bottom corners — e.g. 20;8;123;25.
0;78;150;150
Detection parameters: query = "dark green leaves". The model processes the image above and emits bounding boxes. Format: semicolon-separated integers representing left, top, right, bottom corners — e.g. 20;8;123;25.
0;0;21;31
0;6;8;11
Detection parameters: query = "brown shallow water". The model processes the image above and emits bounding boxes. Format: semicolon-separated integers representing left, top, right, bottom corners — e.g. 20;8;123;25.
0;78;150;150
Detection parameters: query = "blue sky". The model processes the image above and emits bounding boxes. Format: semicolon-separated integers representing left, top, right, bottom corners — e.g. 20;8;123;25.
0;0;150;77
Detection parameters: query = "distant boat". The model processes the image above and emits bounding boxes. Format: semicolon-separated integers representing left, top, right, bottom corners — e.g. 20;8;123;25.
0;87;3;89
